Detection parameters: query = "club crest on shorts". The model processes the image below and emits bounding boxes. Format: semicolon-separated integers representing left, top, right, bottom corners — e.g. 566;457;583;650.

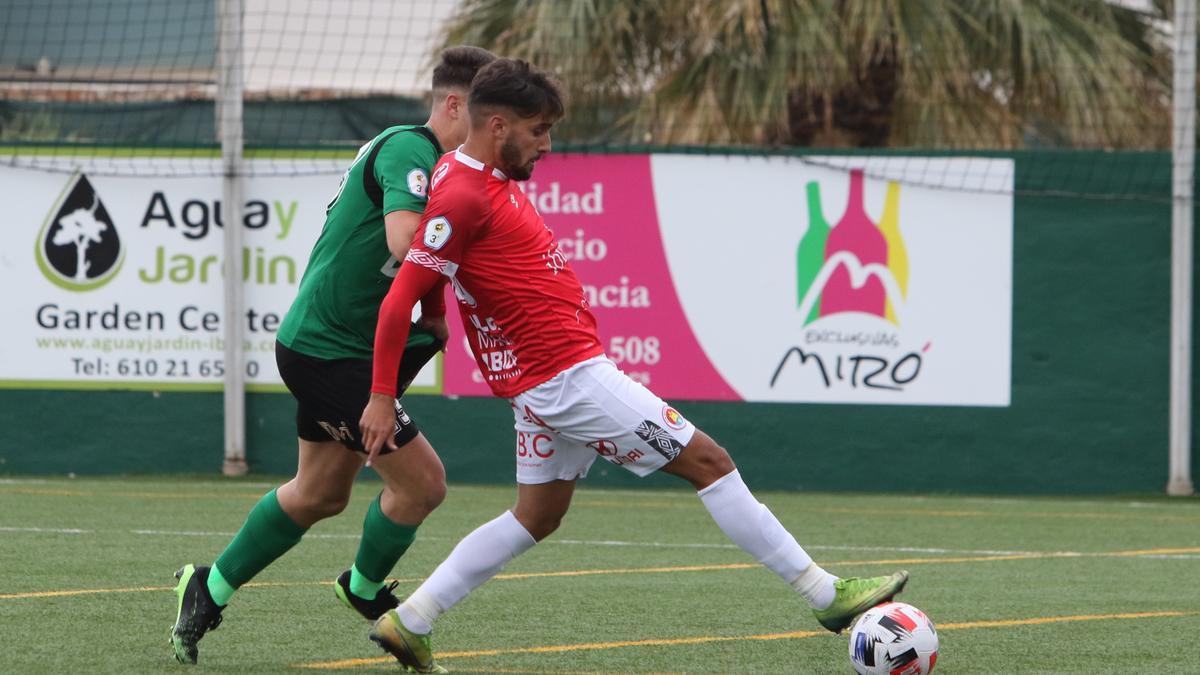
423;216;452;250
662;406;687;430
406;169;428;198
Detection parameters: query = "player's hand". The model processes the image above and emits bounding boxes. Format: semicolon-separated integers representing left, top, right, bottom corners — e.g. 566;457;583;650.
359;393;398;466
418;315;450;351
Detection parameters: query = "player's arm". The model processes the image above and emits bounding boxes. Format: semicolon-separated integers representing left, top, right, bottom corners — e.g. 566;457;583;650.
376;132;448;344
384;209;421;261
385;209;450;345
416;278;450;344
384;210;451;341
376;132;434;262
361;259;442;463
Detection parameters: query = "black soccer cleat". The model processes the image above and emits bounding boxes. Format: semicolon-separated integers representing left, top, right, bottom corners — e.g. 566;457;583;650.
334;569;401;621
170;564;224;664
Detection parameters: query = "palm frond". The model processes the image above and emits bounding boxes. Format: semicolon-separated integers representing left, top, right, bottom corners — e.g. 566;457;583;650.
439;0;1172;149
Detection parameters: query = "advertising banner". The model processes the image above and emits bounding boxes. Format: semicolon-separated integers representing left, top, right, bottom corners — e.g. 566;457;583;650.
3;153;1012;405
649;155;1014;406
1;160;437;391
441;154;739;400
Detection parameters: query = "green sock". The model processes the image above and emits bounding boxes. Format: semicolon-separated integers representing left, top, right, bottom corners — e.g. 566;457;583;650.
207;488;307;605
350;493;418;599
207;565;236;607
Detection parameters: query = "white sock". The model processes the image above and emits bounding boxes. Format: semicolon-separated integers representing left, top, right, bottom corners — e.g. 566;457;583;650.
697;470;837;609
791;561;838;610
396;510;536;634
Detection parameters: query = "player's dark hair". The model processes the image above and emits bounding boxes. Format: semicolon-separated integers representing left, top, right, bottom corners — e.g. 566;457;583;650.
469;58;565;122
432;46;497;90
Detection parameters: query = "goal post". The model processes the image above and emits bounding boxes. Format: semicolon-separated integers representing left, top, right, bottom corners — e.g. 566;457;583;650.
218;0;248;476
1169;0;1197;497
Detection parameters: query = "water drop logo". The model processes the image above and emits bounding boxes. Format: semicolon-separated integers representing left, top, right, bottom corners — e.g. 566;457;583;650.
796;169;907;325
35;173;124;291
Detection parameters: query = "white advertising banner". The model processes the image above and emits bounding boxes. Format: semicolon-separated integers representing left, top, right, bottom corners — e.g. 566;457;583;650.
2;153;1011;405
651;155;1013;406
0;159;438;391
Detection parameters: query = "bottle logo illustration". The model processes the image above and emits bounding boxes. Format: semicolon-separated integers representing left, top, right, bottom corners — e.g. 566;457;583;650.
796;169;907;325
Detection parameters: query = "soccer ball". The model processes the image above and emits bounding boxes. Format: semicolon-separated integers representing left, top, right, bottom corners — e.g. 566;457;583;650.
848;601;938;675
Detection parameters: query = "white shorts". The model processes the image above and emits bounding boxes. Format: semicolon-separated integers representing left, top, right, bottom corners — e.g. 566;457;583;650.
510;355;696;484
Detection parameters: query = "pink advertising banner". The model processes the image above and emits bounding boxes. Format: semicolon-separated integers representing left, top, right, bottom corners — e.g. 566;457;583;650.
443;153;1013;406
441;154;740;400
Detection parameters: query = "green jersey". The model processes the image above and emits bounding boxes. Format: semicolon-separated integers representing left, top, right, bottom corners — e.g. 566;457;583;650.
277;125;444;359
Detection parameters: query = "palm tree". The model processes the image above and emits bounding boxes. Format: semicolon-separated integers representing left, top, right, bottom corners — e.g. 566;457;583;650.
440;0;1172;149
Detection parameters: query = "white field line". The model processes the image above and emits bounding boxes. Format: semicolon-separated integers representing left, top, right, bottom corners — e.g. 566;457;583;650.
3;477;1198;513
1;525;1195;559
0;478;277;488
122;530;1058;556
0;526;90;534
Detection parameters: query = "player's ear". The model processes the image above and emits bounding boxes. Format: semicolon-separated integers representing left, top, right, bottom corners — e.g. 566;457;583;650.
488;113;508;140
446;90;464;120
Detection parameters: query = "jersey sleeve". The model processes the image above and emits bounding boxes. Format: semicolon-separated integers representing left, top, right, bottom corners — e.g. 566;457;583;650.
374;132;437;215
404;178;490;271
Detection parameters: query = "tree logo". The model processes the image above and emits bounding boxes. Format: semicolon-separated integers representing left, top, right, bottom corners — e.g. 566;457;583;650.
795;169;907;325
35;173;124;291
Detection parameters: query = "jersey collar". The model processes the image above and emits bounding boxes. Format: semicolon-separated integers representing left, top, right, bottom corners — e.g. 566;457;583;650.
454;147;509;181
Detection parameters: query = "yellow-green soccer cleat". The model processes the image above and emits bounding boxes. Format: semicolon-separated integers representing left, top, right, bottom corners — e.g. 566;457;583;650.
369;610;448;674
170;564;225;664
812;570;909;634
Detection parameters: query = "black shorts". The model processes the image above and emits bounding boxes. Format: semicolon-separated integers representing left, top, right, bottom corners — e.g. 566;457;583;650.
275;335;443;454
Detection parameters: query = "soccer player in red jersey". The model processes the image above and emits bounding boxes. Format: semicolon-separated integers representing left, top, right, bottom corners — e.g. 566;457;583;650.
359;59;910;673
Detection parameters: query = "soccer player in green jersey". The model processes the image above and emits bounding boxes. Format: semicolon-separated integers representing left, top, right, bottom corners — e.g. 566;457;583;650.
169;46;497;665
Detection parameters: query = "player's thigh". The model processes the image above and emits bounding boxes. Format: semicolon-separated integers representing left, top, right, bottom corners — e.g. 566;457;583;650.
511;406;598;484
370;432;447;501
517;358;696;478
276;342;420;455
288;437;362;504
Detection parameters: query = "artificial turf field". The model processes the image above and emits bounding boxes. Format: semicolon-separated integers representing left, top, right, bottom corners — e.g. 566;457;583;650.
1;477;1197;674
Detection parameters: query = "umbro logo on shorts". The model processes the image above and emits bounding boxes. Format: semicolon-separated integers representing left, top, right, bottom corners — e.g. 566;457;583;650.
635;420;683;461
587;439;619;457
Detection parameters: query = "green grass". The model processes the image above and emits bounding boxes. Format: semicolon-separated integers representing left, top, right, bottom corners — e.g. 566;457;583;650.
1;477;1198;674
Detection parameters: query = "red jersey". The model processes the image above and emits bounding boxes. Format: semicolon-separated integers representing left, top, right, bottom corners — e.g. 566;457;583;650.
396;149;603;398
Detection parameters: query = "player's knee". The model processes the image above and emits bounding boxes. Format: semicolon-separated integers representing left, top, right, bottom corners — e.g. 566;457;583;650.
513;507;566;541
694;442;735;483
416;477;447;515
525;514;563;541
300;492;351;520
668;435;736;490
411;457;447;515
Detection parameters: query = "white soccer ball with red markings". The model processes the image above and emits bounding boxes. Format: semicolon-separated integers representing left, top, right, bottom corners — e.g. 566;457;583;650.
848;601;938;675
